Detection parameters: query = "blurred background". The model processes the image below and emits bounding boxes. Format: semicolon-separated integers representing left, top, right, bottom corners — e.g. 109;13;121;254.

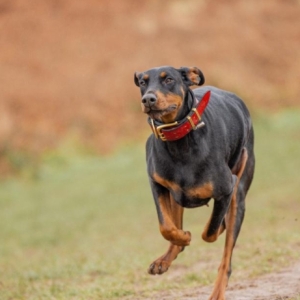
0;1;300;299
0;0;299;176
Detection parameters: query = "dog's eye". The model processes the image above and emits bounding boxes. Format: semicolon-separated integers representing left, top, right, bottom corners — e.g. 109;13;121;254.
139;80;146;87
165;78;174;84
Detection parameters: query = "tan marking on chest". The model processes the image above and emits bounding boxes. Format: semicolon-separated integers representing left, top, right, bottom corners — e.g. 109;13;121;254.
186;182;214;199
153;173;181;191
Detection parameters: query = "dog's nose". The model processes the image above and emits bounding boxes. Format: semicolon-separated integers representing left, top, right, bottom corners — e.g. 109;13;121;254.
141;94;157;106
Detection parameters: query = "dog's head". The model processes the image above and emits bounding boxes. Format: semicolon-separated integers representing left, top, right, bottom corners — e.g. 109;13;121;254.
134;66;205;123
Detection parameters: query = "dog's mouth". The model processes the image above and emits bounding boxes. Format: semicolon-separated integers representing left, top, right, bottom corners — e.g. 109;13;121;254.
143;105;177;120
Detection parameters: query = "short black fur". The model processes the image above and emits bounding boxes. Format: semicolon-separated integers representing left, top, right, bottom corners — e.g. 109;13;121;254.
134;65;255;299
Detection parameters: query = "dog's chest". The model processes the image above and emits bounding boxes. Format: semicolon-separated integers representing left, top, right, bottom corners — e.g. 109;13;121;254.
148;139;233;207
152;168;214;208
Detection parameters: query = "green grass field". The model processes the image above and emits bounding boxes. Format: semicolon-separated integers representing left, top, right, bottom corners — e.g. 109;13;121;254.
0;110;300;299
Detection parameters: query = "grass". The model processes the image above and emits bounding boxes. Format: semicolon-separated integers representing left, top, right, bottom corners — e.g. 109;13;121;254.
0;110;300;299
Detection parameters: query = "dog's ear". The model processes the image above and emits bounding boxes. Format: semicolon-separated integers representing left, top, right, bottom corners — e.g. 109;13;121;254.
177;67;205;86
134;72;140;87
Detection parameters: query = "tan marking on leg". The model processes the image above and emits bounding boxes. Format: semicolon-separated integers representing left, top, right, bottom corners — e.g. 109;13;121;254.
149;194;190;275
152;173;190;244
170;193;184;229
218;222;226;235
209;148;248;300
209;185;237;300
148;243;184;275
202;221;225;243
236;149;248;179
231;147;248;179
158;195;191;246
202;148;248;244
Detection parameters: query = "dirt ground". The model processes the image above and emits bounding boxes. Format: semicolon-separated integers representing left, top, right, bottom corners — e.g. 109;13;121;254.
146;261;300;300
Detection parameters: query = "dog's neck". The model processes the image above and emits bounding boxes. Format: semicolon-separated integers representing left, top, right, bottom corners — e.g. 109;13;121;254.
175;88;195;121
163;89;196;159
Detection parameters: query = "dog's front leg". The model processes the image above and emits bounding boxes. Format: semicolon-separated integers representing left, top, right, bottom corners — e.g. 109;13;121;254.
148;181;191;275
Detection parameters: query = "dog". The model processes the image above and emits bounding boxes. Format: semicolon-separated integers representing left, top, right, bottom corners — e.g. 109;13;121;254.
134;66;255;300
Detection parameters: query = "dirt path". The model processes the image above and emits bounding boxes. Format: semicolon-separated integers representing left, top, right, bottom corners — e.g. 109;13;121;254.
151;261;300;300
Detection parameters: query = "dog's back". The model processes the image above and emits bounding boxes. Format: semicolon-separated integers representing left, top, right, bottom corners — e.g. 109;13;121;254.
193;86;254;170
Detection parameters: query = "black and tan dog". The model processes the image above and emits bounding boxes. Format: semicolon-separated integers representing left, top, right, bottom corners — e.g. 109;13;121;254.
134;66;255;300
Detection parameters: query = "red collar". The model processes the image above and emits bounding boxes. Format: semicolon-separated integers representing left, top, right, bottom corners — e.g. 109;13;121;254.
148;90;211;141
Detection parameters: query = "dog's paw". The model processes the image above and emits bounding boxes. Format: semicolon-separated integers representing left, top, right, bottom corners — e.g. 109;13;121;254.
147;244;186;275
148;260;170;275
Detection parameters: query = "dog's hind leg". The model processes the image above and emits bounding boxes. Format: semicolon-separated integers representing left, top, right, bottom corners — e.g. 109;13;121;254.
148;188;190;275
209;147;252;300
201;173;237;243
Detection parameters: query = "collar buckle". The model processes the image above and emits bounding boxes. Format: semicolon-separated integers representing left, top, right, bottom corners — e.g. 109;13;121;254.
156;122;178;141
150;120;178;141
